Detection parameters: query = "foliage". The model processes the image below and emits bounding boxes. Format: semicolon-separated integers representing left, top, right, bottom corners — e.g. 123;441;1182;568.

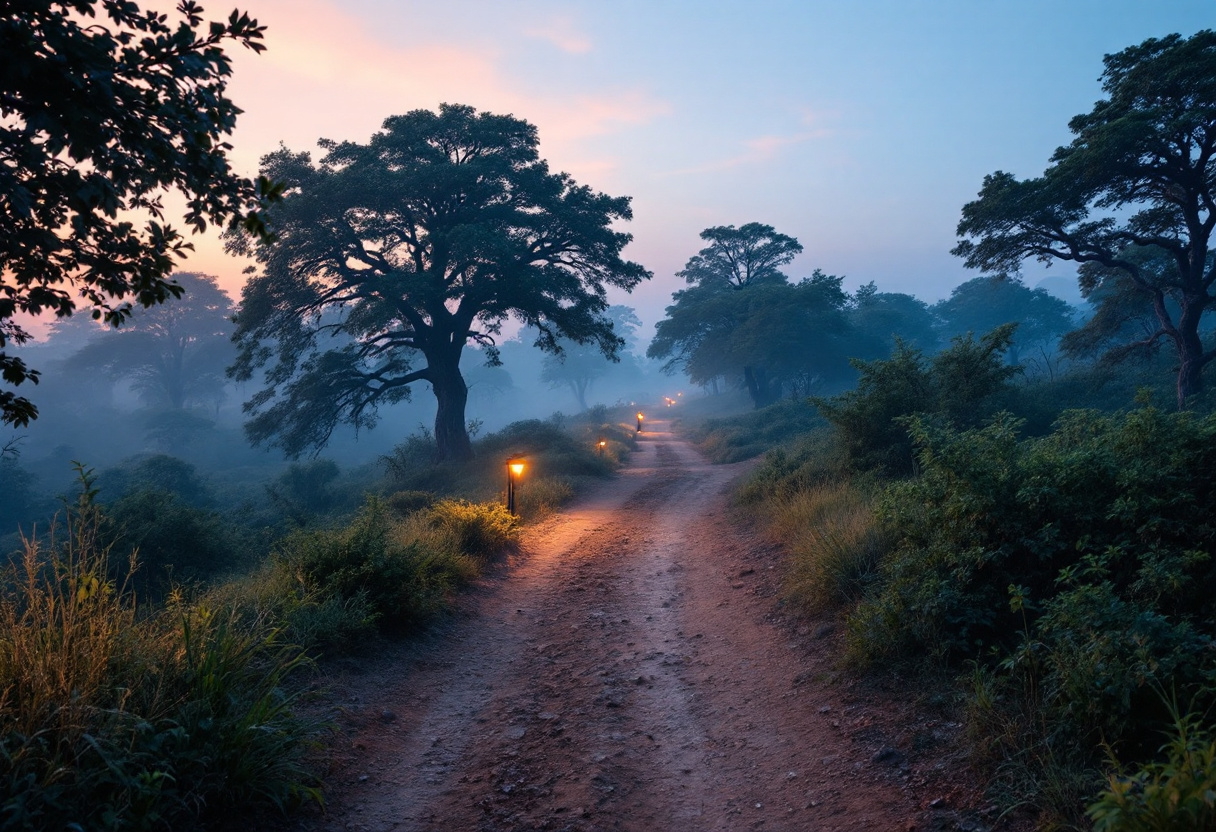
230;103;650;462
102;488;245;600
0;469;319;830
64;272;236;411
540;306;643;411
649;222;855;408
932;274;1075;365
849;406;1215;765
0;0;278;428
848;282;939;357
814;325;1020;475
1089;699;1216;832
687;397;828;463
954;30;1216;408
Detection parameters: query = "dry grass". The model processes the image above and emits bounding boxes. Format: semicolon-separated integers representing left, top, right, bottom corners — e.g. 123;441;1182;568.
764;481;888;612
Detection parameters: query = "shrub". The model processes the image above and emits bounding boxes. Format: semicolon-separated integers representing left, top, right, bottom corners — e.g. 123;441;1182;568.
688;397;827;463
386;489;437;517
1088;701;1216;832
774;481;889;612
515;476;575;520
409;499;520;561
814;325;1020;475
102;488;244;599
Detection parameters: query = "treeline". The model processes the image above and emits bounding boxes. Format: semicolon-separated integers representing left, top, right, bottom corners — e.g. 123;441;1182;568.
649;223;1078;410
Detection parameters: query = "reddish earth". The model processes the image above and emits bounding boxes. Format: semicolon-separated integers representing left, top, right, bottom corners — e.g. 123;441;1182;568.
290;420;999;831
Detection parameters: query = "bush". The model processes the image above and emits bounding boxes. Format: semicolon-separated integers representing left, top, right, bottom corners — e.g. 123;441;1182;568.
1089;700;1216;832
515;476;575;520
688;397;827;463
386;489;437;517
102;488;246;599
405;498;520;562
845;404;1216;823
814;326;1020;475
0;471;319;830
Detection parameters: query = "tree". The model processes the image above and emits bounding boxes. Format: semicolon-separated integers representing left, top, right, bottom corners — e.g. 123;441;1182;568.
650;223;814;407
954;31;1216;408
230;104;650;462
65;272;236;412
933;274;1075;365
540;305;641;411
0;0;277;428
848;282;939;358
649;237;854;408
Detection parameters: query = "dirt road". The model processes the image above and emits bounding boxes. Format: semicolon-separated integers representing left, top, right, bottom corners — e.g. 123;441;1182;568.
300;420;941;831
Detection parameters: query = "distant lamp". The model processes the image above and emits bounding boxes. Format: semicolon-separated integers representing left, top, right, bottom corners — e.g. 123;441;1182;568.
506;457;525;514
636;411;644;432
597;439;607;456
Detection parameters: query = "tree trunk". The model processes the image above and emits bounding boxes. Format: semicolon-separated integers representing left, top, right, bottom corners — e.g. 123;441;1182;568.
430;355;473;463
743;366;777;409
1173;307;1206;409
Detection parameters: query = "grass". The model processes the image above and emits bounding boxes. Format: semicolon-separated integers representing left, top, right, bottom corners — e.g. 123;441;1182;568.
0;470;320;830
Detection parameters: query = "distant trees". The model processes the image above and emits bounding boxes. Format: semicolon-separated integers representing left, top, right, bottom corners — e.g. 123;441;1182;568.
231;105;650;462
933;274;1074;365
541;306;642;411
648;224;857;407
0;0;277;427
65;273;236;413
954;30;1216;408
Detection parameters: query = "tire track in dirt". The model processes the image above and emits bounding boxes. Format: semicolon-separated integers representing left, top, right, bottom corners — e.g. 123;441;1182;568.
297;421;922;831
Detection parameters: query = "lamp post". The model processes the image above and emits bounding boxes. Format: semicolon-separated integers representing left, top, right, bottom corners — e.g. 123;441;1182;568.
506;458;525;515
597;439;606;456
636;412;644;433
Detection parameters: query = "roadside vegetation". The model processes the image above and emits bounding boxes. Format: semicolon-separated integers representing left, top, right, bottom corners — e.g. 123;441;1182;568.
0;410;638;829
696;340;1216;828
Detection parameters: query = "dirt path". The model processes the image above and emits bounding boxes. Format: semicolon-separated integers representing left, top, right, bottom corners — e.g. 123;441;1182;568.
296;420;955;831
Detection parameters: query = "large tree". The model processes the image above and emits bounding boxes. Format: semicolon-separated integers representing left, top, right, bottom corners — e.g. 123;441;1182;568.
0;0;277;427
65;272;236;412
953;30;1216;408
230;104;650;461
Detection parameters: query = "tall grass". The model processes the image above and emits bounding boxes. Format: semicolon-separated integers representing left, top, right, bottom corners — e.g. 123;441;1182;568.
0;469;320;830
769;482;888;611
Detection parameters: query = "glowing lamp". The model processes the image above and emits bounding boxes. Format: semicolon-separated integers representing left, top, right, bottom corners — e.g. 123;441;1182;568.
506;457;525;514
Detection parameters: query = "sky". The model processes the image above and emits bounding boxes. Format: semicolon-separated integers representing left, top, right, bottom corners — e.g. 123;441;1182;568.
170;0;1214;345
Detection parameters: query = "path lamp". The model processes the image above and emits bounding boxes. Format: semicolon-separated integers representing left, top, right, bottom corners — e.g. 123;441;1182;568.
506;457;525;515
636;412;644;433
597;439;606;456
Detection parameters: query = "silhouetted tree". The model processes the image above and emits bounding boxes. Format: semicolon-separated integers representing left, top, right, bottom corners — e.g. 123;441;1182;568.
540;306;641;411
0;0;277;427
230;105;650;461
955;31;1216;408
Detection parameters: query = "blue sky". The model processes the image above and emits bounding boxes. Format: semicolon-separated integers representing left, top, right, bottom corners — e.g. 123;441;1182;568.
176;0;1214;342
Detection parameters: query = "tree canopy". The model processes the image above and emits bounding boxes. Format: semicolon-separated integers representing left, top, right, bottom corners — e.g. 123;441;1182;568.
0;0;276;428
648;223;856;408
230;104;650;461
933;274;1074;365
540;305;641;412
954;30;1216;408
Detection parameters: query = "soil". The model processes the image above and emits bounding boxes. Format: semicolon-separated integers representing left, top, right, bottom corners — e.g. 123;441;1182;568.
289;419;1006;831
